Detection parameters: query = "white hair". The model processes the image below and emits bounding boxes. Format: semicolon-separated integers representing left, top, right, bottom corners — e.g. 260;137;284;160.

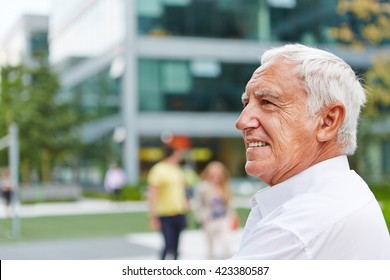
261;44;366;155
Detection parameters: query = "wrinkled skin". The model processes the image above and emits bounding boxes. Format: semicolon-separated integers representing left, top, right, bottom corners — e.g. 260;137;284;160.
236;58;345;186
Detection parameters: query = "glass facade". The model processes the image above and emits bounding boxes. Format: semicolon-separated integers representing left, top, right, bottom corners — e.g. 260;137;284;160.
30;31;49;58
137;0;259;39
69;67;121;119
139;59;257;112
137;0;339;44
269;0;339;44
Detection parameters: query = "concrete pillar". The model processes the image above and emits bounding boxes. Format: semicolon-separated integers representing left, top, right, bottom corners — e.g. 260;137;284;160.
258;0;271;42
122;0;139;184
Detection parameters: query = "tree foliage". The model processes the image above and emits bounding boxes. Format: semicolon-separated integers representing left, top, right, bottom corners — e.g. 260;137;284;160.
0;58;81;183
365;52;390;116
329;0;390;48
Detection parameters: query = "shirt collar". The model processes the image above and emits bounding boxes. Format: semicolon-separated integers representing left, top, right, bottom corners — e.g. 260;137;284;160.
253;155;350;217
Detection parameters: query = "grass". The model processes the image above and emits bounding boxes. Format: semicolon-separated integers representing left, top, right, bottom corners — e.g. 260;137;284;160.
0;208;251;244
0;212;149;243
376;200;390;230
370;184;390;229
381;202;390;228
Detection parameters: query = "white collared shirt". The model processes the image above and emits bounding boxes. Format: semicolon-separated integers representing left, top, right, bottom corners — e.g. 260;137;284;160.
232;156;390;259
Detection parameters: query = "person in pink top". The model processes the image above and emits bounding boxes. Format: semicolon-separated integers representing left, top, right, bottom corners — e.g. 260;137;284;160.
103;163;126;198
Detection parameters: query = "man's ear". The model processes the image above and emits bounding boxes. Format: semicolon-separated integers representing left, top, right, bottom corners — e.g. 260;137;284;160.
317;102;345;143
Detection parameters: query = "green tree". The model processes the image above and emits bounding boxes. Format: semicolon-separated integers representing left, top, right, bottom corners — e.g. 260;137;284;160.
365;52;390;116
329;0;390;49
0;58;80;183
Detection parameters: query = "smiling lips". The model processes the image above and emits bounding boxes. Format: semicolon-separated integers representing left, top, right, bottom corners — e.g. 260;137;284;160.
248;141;269;148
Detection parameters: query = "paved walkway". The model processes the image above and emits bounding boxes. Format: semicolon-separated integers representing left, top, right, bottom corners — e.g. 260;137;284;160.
0;199;149;218
0;197;252;218
0;229;243;260
0;198;248;260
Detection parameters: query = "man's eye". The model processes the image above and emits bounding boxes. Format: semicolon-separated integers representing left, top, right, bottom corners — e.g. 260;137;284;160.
261;99;273;105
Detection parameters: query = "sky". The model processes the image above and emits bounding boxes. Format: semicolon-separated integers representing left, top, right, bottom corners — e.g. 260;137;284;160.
0;0;51;42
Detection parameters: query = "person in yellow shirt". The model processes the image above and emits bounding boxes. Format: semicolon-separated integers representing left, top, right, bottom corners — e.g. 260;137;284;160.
147;146;189;260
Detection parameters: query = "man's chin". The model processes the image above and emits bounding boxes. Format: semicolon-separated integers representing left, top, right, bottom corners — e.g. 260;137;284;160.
245;161;265;177
245;160;273;182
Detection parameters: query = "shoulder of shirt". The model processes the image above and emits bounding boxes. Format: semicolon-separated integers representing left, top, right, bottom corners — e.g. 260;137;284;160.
262;193;376;246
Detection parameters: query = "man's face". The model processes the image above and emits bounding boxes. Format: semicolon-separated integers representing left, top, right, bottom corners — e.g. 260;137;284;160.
235;59;320;186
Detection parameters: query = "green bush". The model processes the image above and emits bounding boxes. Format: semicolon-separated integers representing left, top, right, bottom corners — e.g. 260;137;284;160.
116;182;146;201
369;182;390;229
82;191;111;200
369;182;390;201
82;181;147;201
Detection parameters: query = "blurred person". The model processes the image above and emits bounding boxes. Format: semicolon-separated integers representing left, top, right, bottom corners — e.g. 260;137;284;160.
103;163;126;199
0;168;14;217
194;161;237;259
147;146;189;260
233;43;390;259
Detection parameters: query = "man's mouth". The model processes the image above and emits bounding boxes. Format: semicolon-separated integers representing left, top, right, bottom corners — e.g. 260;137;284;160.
248;141;269;148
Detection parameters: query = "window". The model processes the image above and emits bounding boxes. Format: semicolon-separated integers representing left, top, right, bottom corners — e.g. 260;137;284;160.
138;59;256;112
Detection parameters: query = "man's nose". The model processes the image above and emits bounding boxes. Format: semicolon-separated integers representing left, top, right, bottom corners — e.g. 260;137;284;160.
235;106;259;131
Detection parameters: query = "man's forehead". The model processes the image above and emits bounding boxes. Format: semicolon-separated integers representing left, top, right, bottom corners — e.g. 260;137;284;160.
248;66;265;82
245;66;268;94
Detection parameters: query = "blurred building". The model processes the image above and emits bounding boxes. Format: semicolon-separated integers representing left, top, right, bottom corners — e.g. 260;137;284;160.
0;14;49;66
47;0;389;185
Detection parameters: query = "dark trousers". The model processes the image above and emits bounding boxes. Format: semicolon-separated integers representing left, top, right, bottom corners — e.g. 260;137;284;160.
1;190;12;206
159;214;187;260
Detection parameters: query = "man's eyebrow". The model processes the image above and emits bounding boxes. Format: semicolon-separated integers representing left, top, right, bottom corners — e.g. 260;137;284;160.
254;90;282;102
241;92;249;103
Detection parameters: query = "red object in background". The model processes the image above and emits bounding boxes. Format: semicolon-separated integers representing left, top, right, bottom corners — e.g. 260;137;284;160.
231;214;240;231
170;135;191;150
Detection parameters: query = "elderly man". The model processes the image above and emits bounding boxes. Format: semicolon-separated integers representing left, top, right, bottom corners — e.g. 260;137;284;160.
233;44;390;259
